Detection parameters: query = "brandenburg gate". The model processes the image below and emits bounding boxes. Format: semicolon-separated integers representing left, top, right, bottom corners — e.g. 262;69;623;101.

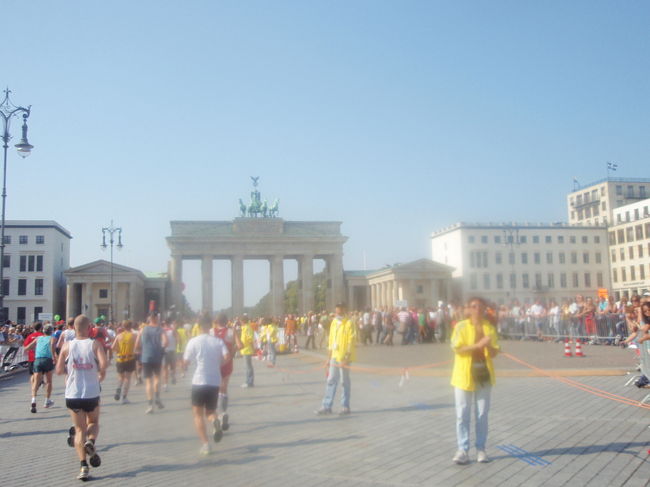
166;179;347;316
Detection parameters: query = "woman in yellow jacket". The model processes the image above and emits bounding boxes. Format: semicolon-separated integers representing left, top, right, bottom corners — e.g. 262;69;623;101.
239;319;255;388
315;303;356;416
450;297;500;465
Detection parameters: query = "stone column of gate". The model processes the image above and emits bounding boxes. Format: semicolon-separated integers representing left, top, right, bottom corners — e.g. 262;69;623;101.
231;255;244;318
66;283;76;318
270;255;285;317
201;256;213;314
329;253;345;308
170;255;183;311
299;254;314;314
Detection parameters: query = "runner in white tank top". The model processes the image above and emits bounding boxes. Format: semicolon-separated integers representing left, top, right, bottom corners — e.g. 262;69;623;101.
56;315;107;481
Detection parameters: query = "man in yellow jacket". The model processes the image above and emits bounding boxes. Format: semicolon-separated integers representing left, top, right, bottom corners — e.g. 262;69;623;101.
450;297;500;465
239;318;255;388
316;303;356;416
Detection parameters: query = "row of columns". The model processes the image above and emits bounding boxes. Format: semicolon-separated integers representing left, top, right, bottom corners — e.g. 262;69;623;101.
171;253;344;317
370;279;452;309
370;281;399;308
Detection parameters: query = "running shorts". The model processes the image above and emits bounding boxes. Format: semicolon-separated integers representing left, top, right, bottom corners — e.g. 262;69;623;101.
28;361;35;375
191;385;219;410
66;397;100;413
116;359;136;374
164;350;176;366
34;357;54;373
142;361;162;378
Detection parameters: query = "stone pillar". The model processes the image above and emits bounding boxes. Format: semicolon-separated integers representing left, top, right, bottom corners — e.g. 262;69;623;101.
231;255;244;317
270;255;285;317
348;284;355;311
201;256;213;314
299;254;314;314
66;283;75;318
392;280;399;306
370;284;376;309
329;253;345;307
84;283;93;317
170;255;183;310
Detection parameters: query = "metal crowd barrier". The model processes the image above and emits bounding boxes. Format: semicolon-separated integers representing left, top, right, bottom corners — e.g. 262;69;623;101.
639;341;650;405
1;345;27;372
497;314;627;343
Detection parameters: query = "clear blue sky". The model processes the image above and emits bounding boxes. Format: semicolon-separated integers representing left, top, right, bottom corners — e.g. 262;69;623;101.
3;1;649;311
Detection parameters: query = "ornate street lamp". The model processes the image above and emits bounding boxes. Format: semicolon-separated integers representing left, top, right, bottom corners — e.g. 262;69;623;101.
0;88;33;321
101;221;123;324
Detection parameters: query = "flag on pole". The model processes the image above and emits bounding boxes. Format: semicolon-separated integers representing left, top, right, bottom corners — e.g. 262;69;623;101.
607;161;618;171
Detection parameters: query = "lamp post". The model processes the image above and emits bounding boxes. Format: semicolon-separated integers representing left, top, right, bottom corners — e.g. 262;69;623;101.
101;221;123;324
0;88;33;322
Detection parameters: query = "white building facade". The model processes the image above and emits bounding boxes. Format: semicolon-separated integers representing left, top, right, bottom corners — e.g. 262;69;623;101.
431;223;610;304
607;198;650;299
2;220;71;323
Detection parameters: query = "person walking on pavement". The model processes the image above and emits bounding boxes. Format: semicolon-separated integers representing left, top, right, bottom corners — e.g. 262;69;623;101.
23;324;57;412
111;320;136;404
184;313;230;455
239;317;255;388
135;314;168;414
211;313;236;431
56;315;107;481
450;297;500;465
315;303;356;416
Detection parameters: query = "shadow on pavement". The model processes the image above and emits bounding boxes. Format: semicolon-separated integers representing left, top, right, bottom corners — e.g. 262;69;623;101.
0;413;69;425
0;429;67;438
101;436;196;451
238;434;365;454
491;441;649;461
92;455;274;479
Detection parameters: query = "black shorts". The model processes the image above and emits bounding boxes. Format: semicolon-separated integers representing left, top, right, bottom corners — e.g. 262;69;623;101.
142;361;162;378
191;385;219;410
116;359;136;374
66;397;100;413
164;350;176;366
28;361;35;375
34;357;54;373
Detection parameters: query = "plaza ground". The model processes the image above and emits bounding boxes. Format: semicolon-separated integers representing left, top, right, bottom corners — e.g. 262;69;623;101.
1;341;648;486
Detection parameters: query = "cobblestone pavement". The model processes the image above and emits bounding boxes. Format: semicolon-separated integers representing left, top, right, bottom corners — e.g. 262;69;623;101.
1;346;648;487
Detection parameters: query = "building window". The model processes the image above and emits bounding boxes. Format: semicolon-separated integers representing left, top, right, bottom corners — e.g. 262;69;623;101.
2;279;8;296
547;273;555;288
34;279;43;296
616;185;622;195
558;236;565;244
641;186;647;198
19;235;28;245
597;272;604;287
495;252;502;265
483;273;490;290
636;225;644;240
2;235;10;245
595;252;602;264
639;245;644;259
496;274;504;289
521;253;528;265
28;255;35;272
622;267;627;282
99;289;109;299
570;236;576;244
559;252;566;264
494;236;501;244
583;252;589;264
509;273;516;289
627;185;634;198
626;227;634;242
2;255;9;268
584;273;591;288
33;306;43;322
613;269;618;283
534;253;541;264
468;236;475;244
17;307;26;324
522;273;529;289
535;273;542;289
620;248;625;261
629;246;634;260
533;236;540;244
508;252;515;265
630;266;636;281
572;272;579;288
611;250;616;263
481;236;488;244
416;285;423;294
640;266;646;280
546;252;553;264
36;255;43;272
18;279;27;296
571;252;577;264
19;255;26;272
609;231;616;245
594;236;600;244
35;235;45;244
617;229;625;243
581;236;588;244
519;236;527;244
645;223;650;239
545;236;552;244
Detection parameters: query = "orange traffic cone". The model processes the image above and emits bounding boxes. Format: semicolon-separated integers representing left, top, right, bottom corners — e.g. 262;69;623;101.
564;339;572;357
575;338;585;357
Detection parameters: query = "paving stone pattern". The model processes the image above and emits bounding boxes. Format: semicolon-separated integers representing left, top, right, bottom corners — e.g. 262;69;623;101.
0;344;648;487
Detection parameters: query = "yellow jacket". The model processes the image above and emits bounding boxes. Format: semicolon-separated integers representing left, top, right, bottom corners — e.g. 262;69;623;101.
191;323;201;338
176;328;188;353
328;317;356;363
240;324;255;355
450;319;500;391
261;324;278;344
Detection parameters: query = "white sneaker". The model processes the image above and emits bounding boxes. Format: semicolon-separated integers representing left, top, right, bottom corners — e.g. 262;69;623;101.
145;406;154;414
121;397;130;404
477;450;489;463
199;443;211;456
240;383;250;388
452;449;470;465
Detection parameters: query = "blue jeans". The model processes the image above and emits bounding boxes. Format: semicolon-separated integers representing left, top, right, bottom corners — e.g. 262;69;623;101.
455;385;491;452
322;359;350;409
244;355;254;386
266;343;276;365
